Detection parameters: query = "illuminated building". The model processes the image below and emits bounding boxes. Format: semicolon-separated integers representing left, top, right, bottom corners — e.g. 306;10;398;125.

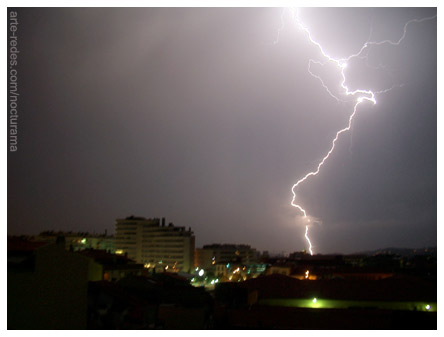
266;265;292;276
214;262;228;277
196;243;258;268
32;230;115;253
194;248;214;269
77;249;146;281
115;216;195;273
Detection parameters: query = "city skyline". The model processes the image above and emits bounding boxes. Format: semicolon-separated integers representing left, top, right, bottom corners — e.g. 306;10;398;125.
8;7;437;254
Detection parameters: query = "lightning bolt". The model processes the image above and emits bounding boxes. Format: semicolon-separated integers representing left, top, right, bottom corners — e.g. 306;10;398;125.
275;8;436;255
304;224;313;255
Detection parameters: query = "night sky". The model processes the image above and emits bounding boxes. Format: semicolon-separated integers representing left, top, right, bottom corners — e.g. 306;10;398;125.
8;7;437;254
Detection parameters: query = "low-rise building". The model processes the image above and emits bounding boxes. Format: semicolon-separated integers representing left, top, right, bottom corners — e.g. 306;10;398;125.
196;243;258;268
77;249;147;282
194;248;215;269
32;230;115;253
7;236;98;329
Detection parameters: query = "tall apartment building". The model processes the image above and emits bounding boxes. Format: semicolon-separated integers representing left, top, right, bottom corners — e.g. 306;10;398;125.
114;216;195;273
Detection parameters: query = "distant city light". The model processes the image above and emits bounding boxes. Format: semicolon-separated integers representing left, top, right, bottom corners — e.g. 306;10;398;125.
312;298;317;303
198;269;204;276
425;305;431;310
81;238;86;244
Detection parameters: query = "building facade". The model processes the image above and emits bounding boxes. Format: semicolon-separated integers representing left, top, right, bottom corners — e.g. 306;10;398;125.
8;237;95;329
33;231;115;253
115;216;195;273
196;243;258;268
194;248;215;269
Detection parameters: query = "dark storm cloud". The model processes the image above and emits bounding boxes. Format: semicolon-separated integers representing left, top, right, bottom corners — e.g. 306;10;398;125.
8;8;436;254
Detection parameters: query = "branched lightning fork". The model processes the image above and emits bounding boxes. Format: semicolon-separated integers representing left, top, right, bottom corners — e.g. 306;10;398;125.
276;8;436;255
